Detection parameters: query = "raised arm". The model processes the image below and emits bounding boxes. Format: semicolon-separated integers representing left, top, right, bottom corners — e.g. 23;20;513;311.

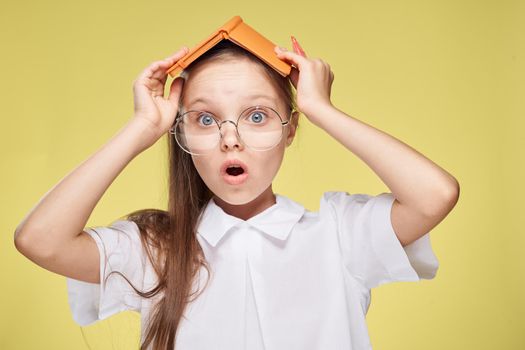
305;103;459;247
14;46;189;283
275;42;459;247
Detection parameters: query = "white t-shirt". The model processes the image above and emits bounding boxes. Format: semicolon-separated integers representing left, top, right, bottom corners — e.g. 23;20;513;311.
66;191;439;350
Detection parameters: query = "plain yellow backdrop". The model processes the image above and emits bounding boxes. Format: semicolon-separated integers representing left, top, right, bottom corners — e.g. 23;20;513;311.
2;0;523;349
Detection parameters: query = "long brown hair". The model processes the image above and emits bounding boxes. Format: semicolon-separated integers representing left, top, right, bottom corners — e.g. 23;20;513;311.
119;39;298;349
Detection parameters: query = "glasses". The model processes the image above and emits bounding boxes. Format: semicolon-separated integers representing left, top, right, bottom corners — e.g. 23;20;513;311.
169;105;293;156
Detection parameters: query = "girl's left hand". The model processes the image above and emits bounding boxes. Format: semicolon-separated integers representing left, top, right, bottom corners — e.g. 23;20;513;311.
274;37;334;124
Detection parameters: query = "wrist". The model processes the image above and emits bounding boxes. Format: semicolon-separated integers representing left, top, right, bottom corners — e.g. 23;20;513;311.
302;102;337;128
123;117;161;153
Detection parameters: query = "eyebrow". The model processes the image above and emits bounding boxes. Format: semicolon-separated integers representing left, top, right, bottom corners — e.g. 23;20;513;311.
186;94;276;107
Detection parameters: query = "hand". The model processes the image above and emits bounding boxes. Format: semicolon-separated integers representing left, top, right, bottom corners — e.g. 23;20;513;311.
274;37;334;124
131;46;189;145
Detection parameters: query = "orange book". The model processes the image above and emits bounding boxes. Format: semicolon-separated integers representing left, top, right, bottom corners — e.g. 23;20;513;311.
166;16;291;78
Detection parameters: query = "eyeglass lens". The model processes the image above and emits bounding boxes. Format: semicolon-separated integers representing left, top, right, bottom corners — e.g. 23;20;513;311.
174;106;285;155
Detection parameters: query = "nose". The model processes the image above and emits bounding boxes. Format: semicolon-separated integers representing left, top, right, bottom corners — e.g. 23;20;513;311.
219;120;244;151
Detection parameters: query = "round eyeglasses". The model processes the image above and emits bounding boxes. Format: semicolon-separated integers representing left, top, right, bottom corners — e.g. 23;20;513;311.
169;105;293;156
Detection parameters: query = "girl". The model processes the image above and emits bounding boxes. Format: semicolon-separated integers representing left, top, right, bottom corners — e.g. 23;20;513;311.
15;37;459;349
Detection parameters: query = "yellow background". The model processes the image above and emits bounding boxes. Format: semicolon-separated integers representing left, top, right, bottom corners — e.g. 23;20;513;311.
2;0;523;348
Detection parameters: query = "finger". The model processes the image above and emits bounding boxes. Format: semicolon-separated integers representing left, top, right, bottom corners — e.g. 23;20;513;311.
291;36;307;57
274;46;308;70
161;46;189;67
138;46;189;81
167;77;185;104
137;62;168;83
289;67;299;88
165;46;189;60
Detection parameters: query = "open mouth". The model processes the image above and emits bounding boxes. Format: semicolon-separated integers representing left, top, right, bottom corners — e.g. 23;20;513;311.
226;165;245;176
221;160;249;185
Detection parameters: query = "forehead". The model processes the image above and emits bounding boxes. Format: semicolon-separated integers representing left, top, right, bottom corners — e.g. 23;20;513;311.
181;59;280;107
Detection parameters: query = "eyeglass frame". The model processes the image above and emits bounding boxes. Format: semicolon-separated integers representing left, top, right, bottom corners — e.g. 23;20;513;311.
168;105;296;156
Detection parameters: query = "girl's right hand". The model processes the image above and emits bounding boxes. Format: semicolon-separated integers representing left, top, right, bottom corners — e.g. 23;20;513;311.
131;46;189;147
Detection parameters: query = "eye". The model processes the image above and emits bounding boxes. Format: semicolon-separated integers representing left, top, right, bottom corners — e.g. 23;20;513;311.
248;111;266;123
197;113;215;126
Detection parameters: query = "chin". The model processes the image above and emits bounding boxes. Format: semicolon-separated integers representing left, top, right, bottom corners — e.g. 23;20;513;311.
213;189;261;206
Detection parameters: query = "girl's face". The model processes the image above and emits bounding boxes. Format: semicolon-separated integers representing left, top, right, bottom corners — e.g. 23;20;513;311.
180;58;297;210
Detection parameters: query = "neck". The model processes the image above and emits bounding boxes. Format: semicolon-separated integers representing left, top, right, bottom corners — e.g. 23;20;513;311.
213;186;276;221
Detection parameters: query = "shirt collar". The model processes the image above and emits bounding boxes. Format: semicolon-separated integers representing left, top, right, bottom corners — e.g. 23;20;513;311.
197;193;306;247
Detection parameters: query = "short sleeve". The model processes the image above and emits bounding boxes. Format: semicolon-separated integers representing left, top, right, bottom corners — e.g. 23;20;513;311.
66;219;146;326
321;191;439;289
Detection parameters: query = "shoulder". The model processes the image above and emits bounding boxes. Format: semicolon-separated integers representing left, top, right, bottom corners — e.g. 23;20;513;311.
320;191;373;206
319;191;392;215
83;219;140;245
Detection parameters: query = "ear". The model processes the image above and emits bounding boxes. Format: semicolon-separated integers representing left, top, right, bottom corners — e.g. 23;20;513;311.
285;110;300;147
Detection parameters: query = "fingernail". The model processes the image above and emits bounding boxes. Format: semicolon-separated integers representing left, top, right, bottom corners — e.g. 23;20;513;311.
291;36;306;57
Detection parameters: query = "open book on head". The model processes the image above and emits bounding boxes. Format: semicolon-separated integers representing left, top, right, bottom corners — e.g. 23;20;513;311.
166;15;292;78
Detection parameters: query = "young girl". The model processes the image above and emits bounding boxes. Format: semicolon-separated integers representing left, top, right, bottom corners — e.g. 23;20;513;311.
15;37;459;349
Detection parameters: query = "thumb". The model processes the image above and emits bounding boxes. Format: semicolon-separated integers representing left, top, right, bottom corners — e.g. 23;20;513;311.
289;67;299;89
168;77;185;105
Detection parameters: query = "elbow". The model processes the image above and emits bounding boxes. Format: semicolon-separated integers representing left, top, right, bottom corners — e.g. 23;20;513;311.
14;229;34;257
428;178;460;218
419;178;460;219
14;231;31;258
14;229;55;261
443;177;460;209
